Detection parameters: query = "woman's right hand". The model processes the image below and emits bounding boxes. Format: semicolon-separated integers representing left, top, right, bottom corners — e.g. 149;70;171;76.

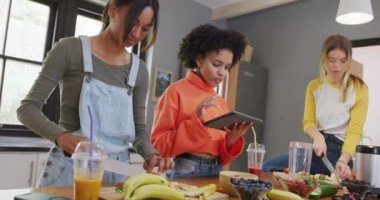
55;132;89;155
312;132;327;157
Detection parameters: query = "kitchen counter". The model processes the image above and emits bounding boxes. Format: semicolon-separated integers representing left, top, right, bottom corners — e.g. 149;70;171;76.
0;136;53;152
1;173;344;200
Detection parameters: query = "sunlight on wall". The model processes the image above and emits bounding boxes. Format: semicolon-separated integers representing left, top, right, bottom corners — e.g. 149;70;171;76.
353;45;380;146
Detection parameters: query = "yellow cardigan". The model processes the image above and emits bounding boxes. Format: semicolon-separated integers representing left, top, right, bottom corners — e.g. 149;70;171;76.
303;78;368;157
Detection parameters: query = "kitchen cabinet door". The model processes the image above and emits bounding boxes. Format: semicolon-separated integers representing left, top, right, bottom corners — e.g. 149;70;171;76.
0;152;38;189
229;62;268;172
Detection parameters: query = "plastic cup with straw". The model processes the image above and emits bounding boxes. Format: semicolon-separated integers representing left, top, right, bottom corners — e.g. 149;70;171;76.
247;126;265;177
72;106;107;200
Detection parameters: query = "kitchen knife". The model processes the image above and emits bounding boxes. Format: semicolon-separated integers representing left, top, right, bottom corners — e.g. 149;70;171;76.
321;155;341;182
103;158;146;176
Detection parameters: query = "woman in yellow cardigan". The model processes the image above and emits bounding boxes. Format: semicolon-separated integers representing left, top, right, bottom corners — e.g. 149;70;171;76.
263;35;368;179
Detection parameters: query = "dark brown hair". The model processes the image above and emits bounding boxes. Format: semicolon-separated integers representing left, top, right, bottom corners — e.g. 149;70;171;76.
101;0;159;51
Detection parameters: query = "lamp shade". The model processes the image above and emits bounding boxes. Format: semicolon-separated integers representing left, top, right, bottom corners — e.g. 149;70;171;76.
336;0;374;25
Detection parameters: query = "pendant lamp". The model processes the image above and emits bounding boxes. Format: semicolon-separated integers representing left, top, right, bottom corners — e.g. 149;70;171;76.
336;0;374;25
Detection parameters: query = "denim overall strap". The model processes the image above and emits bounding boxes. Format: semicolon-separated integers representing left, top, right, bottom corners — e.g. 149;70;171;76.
80;36;93;73
125;54;139;95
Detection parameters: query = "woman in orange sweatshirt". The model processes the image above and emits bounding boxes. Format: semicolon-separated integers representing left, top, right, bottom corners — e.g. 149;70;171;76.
151;24;252;178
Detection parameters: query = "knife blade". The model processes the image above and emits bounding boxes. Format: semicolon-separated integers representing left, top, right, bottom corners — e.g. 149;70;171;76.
103;158;145;176
321;155;341;182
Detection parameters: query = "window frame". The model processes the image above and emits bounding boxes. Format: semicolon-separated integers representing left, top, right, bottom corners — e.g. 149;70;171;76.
0;0;108;137
0;0;56;137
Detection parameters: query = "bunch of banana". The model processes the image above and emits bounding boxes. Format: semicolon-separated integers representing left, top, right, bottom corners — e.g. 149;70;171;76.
123;173;184;200
173;183;217;200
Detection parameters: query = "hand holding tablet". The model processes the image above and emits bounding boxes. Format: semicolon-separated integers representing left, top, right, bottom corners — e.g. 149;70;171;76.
204;111;263;130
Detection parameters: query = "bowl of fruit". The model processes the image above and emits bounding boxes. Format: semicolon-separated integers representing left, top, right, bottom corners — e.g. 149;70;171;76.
230;177;272;200
274;172;318;199
219;171;258;196
286;177;318;198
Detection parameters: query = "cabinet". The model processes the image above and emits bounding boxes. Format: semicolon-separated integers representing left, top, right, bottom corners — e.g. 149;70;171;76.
0;152;48;189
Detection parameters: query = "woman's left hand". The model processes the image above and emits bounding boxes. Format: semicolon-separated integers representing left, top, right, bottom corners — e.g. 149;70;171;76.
224;122;253;149
143;154;174;174
336;160;351;180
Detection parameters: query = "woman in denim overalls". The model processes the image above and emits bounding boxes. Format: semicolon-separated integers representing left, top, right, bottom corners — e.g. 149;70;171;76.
17;0;172;187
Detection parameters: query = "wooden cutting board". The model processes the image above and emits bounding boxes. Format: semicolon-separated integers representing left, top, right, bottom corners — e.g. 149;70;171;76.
99;186;229;200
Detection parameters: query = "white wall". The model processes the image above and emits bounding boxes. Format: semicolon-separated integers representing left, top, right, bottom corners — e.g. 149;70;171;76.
353;45;380;146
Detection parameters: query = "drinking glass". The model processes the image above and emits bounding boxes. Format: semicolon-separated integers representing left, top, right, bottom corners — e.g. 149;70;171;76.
247;143;266;177
72;141;107;200
288;141;312;179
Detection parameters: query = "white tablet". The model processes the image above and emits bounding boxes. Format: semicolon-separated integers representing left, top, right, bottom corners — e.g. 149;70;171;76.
204;111;263;130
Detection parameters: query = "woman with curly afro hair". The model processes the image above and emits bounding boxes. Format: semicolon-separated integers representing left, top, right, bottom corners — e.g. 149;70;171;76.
151;24;253;178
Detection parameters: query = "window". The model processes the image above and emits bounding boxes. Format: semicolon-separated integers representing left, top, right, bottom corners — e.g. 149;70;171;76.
0;0;106;136
75;14;102;37
0;0;50;127
352;38;380;146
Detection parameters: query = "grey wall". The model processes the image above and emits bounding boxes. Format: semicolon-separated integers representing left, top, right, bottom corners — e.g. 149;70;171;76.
226;0;380;158
146;0;226;132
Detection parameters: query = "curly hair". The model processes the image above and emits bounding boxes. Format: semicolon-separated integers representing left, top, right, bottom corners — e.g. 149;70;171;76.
178;24;248;69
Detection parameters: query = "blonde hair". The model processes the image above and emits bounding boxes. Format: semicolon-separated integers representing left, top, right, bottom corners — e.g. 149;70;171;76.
319;35;364;102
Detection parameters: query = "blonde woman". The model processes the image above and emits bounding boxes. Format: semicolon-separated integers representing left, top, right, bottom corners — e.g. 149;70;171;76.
304;34;368;179
263;35;368;179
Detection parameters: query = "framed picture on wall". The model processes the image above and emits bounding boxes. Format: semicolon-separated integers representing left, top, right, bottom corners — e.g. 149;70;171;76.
150;66;174;102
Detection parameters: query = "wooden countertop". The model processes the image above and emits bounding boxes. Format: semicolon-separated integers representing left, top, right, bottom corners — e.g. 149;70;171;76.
2;173;341;199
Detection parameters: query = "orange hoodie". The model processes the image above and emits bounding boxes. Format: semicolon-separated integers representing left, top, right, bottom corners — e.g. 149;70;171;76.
150;71;244;165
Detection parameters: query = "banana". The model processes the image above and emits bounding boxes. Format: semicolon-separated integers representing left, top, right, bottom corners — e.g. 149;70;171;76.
179;184;199;191
123;173;169;198
266;189;303;200
200;184;217;199
128;184;185;200
176;183;216;198
179;188;204;197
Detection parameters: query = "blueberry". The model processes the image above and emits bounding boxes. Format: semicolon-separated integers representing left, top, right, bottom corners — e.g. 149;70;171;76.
230;178;239;185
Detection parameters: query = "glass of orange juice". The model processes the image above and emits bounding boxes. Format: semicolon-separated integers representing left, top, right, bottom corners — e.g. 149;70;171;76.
72;141;107;200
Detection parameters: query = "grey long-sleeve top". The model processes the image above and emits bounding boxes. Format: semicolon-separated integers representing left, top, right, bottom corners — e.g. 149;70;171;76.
17;37;156;159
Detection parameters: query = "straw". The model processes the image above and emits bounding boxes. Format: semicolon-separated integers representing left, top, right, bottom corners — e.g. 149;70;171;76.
251;126;258;168
251;126;257;148
87;105;93;177
87;105;93;142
